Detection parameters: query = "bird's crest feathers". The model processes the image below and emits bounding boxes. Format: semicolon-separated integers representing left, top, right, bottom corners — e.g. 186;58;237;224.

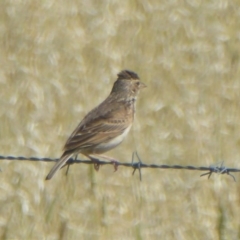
117;70;139;80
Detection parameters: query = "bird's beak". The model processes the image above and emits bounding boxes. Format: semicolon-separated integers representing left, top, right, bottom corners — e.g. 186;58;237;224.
139;82;147;89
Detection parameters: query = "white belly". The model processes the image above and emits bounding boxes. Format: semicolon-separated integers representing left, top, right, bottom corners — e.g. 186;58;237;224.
94;125;132;153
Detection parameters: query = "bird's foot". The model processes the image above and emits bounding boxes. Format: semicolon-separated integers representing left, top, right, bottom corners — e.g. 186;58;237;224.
89;156;101;171
110;159;119;172
95;154;119;172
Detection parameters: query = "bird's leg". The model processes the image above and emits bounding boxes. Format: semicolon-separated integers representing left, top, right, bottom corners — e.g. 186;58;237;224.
93;154;119;172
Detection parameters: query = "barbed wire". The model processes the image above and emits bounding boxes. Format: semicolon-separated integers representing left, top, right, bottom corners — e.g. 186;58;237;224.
0;153;239;181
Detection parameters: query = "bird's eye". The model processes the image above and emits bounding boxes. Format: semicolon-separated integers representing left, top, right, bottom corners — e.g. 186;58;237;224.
136;81;140;86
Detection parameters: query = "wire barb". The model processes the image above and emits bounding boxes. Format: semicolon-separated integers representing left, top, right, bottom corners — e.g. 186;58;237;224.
132;151;142;181
200;161;236;182
64;155;78;176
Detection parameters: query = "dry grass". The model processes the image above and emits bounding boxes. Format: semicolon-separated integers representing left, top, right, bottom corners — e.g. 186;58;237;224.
1;0;240;239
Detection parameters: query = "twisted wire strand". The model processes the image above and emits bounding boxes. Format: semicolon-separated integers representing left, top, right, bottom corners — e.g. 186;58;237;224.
0;153;239;181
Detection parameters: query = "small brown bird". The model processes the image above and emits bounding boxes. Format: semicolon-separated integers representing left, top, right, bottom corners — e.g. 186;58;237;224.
46;70;146;180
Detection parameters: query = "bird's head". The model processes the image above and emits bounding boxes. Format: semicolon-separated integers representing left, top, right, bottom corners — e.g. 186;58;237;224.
111;70;146;99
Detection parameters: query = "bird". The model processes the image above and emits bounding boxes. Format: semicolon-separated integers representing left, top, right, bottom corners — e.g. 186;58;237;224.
45;70;146;180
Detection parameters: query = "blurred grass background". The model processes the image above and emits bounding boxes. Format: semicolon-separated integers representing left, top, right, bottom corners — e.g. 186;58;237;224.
1;0;240;239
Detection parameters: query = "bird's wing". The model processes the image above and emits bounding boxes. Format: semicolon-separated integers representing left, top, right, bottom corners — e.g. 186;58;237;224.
63;102;132;154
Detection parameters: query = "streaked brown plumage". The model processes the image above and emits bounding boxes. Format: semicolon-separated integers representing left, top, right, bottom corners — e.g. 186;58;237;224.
45;70;146;180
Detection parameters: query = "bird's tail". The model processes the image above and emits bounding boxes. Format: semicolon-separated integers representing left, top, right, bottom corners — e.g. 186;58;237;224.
45;153;73;180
